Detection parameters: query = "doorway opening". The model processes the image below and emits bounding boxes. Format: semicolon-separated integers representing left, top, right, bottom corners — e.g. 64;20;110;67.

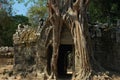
57;45;74;79
47;45;53;75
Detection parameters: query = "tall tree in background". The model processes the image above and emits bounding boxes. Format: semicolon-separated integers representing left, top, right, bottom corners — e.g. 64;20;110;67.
27;0;47;26
88;0;120;23
25;0;120;26
0;0;29;46
0;0;13;15
0;0;13;46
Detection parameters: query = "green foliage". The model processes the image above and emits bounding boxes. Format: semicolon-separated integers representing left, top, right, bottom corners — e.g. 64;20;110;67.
15;0;47;26
0;0;14;46
88;0;120;23
0;11;29;46
0;0;14;15
27;0;47;27
0;10;14;46
12;15;29;25
0;0;30;46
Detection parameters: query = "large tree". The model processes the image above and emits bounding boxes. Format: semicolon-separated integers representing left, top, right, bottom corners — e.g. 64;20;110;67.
0;0;14;46
27;0;47;26
44;0;105;80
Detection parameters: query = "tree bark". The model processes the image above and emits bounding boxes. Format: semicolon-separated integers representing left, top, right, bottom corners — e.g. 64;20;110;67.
47;0;61;79
46;0;105;80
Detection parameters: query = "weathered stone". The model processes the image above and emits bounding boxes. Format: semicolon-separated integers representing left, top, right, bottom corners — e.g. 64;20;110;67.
0;46;14;58
12;21;120;79
13;24;38;73
13;24;37;44
91;23;120;72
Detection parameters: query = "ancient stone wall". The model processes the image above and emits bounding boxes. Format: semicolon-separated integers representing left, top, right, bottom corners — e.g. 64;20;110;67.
36;21;52;75
13;24;38;73
0;46;14;58
111;27;120;71
13;23;120;76
90;23;120;72
0;46;14;65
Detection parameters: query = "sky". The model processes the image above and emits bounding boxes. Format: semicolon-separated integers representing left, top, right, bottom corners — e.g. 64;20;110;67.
12;1;33;16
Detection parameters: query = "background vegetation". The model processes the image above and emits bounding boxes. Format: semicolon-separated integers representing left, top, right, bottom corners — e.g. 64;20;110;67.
89;0;120;23
0;0;120;46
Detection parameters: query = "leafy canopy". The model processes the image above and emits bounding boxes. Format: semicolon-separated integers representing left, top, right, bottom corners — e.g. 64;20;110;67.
89;0;120;23
15;0;47;26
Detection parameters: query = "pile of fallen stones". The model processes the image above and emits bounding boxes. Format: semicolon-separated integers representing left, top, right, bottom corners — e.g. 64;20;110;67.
92;72;112;80
0;46;14;57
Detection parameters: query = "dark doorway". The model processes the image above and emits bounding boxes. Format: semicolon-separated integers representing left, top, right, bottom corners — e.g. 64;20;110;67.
57;45;73;79
47;45;53;75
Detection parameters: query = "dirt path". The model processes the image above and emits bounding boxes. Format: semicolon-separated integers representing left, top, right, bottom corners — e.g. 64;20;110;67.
0;60;120;80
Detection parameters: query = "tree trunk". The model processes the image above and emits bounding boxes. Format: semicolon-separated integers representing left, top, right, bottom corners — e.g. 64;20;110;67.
47;0;105;80
72;10;92;80
47;1;63;78
50;15;62;79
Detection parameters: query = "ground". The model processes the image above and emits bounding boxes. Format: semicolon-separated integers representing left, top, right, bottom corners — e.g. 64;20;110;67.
0;58;120;80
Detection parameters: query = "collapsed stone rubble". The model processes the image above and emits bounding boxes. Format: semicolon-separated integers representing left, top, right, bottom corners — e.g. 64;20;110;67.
0;46;14;58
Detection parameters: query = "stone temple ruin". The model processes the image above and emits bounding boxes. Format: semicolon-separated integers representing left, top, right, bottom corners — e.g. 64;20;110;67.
12;20;120;79
0;47;14;58
13;24;37;72
89;23;120;72
12;0;120;79
13;20;75;78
